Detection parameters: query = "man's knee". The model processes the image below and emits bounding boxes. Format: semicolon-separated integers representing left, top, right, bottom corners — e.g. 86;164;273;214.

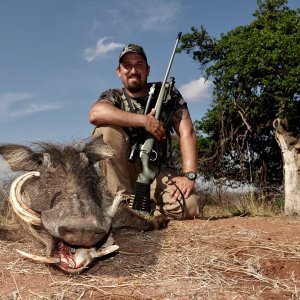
93;126;129;148
153;193;204;220
181;194;204;219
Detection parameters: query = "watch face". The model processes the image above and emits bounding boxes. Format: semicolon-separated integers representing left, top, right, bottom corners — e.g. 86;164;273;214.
186;172;197;180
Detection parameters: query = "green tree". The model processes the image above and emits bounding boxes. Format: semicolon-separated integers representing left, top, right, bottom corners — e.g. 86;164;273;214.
178;0;300;189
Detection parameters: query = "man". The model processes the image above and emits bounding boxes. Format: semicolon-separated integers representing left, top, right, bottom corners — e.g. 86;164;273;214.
89;44;203;219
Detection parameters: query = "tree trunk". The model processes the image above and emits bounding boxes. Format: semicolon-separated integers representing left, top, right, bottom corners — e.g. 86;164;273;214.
273;118;300;215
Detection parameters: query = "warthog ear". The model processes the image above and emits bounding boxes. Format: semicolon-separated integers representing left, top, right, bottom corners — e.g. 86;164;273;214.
0;144;43;172
83;137;114;164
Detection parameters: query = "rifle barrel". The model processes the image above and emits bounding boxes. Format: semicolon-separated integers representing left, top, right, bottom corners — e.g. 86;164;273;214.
155;32;182;119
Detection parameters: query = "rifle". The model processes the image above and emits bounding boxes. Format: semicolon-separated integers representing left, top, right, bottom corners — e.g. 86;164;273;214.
129;32;182;214
128;83;156;163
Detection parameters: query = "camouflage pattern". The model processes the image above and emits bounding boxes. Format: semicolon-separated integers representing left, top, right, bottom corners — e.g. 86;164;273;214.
97;82;187;166
119;44;148;64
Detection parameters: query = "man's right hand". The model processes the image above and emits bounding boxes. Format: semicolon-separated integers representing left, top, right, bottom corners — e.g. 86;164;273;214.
144;109;166;141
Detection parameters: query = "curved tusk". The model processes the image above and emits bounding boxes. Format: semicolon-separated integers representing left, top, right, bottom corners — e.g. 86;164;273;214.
90;244;119;258
107;193;124;218
9;171;42;226
16;249;60;264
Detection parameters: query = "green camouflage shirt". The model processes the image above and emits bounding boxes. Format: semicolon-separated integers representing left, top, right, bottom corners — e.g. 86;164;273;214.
97;82;187;166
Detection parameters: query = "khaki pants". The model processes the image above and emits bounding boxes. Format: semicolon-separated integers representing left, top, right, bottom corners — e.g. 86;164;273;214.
93;126;203;220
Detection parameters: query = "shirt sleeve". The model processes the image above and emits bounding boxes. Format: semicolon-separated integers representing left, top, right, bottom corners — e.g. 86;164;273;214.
172;86;187;108
97;89;123;108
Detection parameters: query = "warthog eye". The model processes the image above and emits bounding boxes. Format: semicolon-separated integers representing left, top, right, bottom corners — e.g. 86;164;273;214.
50;191;63;209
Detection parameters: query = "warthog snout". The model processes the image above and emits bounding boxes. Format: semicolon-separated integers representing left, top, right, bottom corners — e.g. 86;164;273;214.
41;209;112;247
58;223;108;247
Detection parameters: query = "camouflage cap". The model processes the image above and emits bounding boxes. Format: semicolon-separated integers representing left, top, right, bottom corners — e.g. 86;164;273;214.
119;44;148;64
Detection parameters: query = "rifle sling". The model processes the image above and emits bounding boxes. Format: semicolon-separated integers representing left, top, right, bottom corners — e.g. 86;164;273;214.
121;89;142;114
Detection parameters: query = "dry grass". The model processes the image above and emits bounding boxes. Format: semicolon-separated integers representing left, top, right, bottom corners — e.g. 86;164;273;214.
200;191;284;219
1;217;300;299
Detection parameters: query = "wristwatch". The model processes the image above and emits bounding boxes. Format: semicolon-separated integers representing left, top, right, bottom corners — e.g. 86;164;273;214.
182;171;197;181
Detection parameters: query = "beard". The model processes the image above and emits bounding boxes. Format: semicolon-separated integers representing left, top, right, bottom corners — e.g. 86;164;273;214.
127;76;142;93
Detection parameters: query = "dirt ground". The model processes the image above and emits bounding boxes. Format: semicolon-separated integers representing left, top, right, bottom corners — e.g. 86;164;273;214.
1;216;300;300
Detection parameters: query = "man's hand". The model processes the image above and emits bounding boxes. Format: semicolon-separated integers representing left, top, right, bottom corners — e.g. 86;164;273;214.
166;176;196;202
144;108;166;141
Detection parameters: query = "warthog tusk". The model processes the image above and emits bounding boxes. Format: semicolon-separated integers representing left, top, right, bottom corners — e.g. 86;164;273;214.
107;193;124;218
16;249;60;264
9;171;42;226
90;245;119;258
17;244;119;273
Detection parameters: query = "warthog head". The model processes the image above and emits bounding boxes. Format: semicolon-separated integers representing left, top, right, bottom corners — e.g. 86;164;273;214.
0;137;169;274
0;138;125;273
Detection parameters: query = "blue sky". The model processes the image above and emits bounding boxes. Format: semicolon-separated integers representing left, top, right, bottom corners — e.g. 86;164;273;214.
0;0;298;174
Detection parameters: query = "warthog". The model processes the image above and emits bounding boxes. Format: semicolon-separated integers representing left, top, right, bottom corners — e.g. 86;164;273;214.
0;137;169;274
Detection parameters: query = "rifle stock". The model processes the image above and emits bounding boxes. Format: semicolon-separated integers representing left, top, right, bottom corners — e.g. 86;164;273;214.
130;32;182;213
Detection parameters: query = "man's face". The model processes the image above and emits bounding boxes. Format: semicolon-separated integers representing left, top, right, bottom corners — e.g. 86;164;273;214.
117;53;150;94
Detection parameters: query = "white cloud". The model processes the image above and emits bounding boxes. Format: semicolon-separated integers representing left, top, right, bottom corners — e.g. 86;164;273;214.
86;1;182;44
0;92;60;121
179;77;213;103
9;103;60;118
136;1;181;31
0;92;34;110
83;37;124;62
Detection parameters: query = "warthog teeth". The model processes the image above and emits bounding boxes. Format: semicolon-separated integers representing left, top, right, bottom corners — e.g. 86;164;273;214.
16;249;60;264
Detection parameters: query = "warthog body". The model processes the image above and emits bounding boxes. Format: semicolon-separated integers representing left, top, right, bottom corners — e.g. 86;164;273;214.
0;137;168;273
